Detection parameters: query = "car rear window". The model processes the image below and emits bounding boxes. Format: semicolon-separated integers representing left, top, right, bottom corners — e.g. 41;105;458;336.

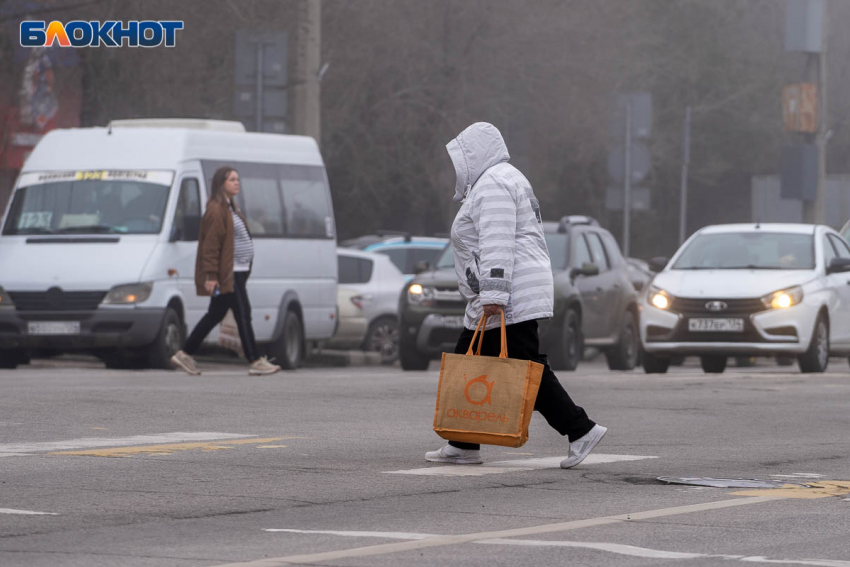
338;255;373;284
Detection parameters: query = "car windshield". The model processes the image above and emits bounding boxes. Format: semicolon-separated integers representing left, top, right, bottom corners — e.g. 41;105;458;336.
673;232;814;270
2;171;173;236
544;233;569;271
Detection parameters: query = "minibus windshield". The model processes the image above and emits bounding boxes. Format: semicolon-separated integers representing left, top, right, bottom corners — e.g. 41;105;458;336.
3;170;174;236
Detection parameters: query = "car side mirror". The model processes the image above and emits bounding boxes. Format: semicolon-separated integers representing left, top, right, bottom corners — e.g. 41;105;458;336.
649;256;669;272
413;260;430;275
571;262;600;279
827;257;850;274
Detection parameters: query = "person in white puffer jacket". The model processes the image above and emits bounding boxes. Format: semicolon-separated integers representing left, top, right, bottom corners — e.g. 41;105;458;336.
425;122;607;468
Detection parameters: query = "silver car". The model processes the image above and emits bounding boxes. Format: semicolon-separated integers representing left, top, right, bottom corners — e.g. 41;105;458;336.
329;248;408;363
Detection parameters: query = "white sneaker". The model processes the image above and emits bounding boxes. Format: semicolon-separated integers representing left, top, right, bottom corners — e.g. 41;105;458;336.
560;424;608;469
171;350;201;375
249;356;281;376
425;444;483;465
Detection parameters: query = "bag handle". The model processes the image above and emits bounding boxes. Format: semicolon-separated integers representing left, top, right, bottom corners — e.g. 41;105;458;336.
465;311;508;358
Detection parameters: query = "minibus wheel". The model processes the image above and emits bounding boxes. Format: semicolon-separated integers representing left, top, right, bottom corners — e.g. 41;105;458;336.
270;309;304;370
148;307;184;370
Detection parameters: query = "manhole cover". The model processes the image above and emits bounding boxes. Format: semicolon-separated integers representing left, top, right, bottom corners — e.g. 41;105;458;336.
657;477;810;489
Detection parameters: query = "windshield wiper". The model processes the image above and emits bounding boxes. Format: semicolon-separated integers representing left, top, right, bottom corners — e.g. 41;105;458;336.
723;265;788;270
56;225;122;234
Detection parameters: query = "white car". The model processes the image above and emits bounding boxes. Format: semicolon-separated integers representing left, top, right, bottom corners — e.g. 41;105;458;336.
640;223;850;374
327;249;407;363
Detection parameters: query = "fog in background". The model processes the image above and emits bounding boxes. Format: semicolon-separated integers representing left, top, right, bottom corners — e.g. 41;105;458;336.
2;0;850;260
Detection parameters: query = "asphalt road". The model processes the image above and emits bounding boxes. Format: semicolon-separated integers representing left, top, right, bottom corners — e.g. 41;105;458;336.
1;356;849;567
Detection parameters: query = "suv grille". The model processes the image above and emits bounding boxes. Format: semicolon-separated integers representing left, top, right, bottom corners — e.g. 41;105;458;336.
670;297;764;315
9;290;107;311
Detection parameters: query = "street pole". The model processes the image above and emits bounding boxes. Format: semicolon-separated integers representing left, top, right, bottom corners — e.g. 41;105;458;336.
254;42;264;132
815;0;828;225
293;0;321;143
803;0;827;225
679;106;691;244
623;101;632;257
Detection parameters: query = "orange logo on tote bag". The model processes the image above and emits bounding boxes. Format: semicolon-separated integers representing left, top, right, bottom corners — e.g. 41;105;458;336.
464;374;494;406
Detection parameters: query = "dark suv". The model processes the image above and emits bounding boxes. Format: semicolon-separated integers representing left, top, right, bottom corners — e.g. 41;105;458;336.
398;216;640;371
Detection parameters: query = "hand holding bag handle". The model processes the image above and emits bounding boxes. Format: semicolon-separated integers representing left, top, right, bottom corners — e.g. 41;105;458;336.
464;311;508;359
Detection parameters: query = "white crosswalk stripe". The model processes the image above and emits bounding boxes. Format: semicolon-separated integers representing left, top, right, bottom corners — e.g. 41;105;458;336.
384;454;657;476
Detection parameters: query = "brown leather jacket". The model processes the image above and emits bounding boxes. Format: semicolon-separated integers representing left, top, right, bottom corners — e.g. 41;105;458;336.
194;198;251;296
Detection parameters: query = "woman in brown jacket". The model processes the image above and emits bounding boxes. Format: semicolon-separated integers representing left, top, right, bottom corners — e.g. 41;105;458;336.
171;166;281;376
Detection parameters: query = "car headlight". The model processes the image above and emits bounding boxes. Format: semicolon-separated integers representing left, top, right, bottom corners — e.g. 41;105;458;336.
407;284;435;306
102;282;153;305
761;286;803;310
0;286;13;308
647;286;672;310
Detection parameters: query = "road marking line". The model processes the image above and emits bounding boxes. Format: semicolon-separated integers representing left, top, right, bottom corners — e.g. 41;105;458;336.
0;432;256;456
385;454;657;476
262;529;850;566
0;508;58;516
256;445;288;449
214;497;773;566
50;438;292;458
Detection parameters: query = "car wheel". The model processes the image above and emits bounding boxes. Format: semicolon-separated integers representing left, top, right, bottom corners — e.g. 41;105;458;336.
549;308;582;371
642;349;670;374
399;333;430;371
606;311;638;371
146;307;184;370
700;356;728;374
270;310;304;370
799;315;829;374
363;316;400;365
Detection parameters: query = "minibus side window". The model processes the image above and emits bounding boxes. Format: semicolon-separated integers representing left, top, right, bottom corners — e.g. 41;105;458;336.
172;178;201;241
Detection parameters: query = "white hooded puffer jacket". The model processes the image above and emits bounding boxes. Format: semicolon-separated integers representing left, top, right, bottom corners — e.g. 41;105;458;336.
447;122;554;331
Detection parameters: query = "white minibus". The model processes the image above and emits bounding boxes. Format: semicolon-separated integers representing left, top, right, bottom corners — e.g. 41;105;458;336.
0;120;337;370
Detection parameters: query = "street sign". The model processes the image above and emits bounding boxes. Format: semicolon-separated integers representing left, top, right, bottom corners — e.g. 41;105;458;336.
234;31;288;132
609;93;652;139
607;141;651;184
782;83;818;133
606;187;651;211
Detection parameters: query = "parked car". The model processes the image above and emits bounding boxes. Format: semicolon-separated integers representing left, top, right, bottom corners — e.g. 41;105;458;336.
327;248;407;363
640;223;850;374
0;119;337;370
333;287;369;349
364;236;448;279
398;216;640;372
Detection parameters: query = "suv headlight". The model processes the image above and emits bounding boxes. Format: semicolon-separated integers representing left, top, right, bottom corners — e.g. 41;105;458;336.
0;286;13;308
408;284;436;307
647;286;673;310
761;286;803;310
103;282;153;305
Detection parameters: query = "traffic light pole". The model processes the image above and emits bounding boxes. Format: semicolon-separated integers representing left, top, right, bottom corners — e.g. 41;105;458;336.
679;106;691;244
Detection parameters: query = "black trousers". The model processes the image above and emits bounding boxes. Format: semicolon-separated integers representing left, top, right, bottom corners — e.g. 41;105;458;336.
448;319;595;451
184;271;260;362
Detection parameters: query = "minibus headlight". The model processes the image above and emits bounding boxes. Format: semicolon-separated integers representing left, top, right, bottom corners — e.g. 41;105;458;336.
0;286;13;308
103;282;153;305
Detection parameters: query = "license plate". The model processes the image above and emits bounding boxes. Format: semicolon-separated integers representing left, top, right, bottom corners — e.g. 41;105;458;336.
440;316;465;329
688;318;744;333
27;321;80;336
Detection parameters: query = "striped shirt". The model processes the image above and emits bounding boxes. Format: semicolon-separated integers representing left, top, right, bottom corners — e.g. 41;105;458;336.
447;123;554;331
231;208;254;272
